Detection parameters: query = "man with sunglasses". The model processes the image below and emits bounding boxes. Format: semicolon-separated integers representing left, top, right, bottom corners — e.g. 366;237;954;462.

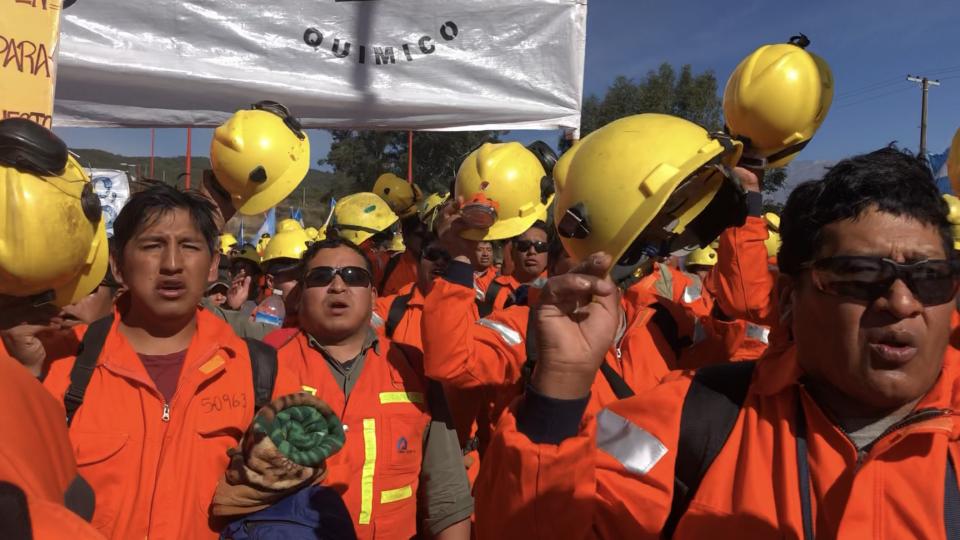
478;222;550;314
480;147;960;539
277;238;472;540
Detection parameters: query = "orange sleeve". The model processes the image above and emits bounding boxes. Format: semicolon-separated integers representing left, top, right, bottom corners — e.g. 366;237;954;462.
474;376;695;540
712;216;778;326
421;261;527;389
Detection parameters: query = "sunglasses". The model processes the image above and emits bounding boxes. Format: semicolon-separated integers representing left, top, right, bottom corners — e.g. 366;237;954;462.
304;266;372;288
515;240;549;254
422;246;450;262
806;256;960;306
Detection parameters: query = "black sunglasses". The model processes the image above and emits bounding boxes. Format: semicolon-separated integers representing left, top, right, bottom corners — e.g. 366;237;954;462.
304;266;372;288
515;240;549;254
806;256;960;306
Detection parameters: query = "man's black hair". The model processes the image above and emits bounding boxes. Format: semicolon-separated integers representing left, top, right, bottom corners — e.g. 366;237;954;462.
112;184;218;261
779;146;952;276
300;237;374;280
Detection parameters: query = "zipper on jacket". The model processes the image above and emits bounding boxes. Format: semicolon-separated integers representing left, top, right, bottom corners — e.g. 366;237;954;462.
862;407;951;455
161;402;170;422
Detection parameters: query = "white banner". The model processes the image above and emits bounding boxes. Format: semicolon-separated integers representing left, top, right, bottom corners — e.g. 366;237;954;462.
87;169;131;237
53;0;587;131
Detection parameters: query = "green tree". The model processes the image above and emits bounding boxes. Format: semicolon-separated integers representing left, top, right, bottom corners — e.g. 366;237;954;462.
320;130;507;197
761;167;788;214
561;63;723;151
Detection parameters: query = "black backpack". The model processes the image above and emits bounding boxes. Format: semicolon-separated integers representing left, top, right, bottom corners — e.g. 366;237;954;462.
63;315;277;426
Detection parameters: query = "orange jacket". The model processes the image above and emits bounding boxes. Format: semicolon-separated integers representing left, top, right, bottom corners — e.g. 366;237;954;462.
476;345;960;539
41;309;300;540
0;357;105;540
380;250;419;297
421;262;681;454
374;282;486;484
712;215;779;326
278;332;467;539
473;266;498;300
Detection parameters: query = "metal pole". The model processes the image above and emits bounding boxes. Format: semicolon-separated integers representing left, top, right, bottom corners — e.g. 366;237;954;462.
907;75;941;156
150;128;155;177
185;127;192;189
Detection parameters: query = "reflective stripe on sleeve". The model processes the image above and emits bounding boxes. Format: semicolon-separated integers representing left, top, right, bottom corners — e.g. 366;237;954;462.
746;323;770;345
596;408;668;476
477;318;522;346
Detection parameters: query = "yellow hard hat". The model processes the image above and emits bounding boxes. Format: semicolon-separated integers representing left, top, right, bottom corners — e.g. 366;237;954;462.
305;226;323;241
454;142;553;241
418;192;449;232
373;173;423;218
0;119;109;306
554;113;745;282
948;128;960;195
262;227;312;264
277;218;303;233
943;194;960;251
231;243;261;264
218;233;238;255
723;34;833;169
210;101;310;216
257;236;271;256
388;231;406;252
686;245;718;268
330;192;399;246
763;212;782;259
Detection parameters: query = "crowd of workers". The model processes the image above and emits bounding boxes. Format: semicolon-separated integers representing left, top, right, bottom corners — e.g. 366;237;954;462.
5;35;960;540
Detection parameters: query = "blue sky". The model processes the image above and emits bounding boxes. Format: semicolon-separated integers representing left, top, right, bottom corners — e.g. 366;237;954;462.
54;0;960;167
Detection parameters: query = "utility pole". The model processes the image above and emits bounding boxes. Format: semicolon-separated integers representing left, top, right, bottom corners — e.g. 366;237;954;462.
907;75;941;156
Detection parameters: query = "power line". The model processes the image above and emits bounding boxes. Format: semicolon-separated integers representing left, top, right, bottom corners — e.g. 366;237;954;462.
834;86;912;109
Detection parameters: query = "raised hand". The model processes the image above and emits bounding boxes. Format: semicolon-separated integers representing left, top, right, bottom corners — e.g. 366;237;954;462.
530;252;620;399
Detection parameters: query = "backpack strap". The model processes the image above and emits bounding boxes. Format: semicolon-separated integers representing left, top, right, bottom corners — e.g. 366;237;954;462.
64;315;114;427
945;455;960;539
244;338;278;412
476;281;504;318
378;253;403;293
662;361;756;538
599;362;635;400
649;303;693;360
385;294;412;339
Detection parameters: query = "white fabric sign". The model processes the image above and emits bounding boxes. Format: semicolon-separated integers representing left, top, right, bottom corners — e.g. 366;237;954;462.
53;0;587;131
87;169;131;237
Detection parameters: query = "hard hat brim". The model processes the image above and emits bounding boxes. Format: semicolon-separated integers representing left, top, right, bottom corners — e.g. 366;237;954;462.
53;219;110;307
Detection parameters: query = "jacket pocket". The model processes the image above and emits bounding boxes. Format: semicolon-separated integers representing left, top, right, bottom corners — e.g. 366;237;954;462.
71;431;129;532
382;411;427;474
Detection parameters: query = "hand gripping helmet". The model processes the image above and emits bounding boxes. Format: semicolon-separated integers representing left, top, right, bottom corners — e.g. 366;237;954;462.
723;34;833;169
0;118;109;306
554;113;746;283
210;101;310;216
454;141;556;241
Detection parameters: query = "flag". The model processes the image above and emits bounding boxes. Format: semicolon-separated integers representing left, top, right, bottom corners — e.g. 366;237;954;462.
928;148;952;194
238;217;245;245
291;207;304;227
255;208;277;240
